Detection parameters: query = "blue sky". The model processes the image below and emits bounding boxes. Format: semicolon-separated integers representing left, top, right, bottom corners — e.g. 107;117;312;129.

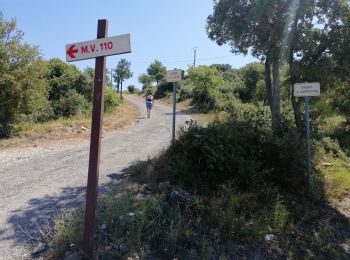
1;0;256;88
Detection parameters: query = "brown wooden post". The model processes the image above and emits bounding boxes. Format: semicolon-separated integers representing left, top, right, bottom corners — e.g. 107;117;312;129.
83;19;108;257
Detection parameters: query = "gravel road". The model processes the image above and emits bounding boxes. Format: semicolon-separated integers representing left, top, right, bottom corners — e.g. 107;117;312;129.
0;95;190;259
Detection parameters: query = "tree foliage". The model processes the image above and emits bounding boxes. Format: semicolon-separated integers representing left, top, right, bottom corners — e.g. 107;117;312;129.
146;60;167;85
104;86;121;114
238;63;264;102
207;0;350;135
127;85;136;94
330;81;350;122
114;59;132;98
46;58;94;118
0;13;49;136
0;12;124;137
138;73;153;89
188;66;224;110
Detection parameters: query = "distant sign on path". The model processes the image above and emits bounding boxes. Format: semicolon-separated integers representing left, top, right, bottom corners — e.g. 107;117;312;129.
166;69;183;82
294;82;320;97
66;34;131;62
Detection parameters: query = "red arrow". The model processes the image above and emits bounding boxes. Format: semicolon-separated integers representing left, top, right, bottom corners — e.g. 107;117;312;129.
66;45;79;59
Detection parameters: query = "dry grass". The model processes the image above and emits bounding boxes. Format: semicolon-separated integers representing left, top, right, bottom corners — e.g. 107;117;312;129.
0;100;139;150
103;100;139;133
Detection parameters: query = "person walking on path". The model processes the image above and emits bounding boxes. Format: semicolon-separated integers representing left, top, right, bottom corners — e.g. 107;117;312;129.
145;91;154;118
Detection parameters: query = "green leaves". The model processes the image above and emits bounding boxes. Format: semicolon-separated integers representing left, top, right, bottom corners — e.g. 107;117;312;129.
114;59;133;83
146;60;166;85
138;73;153;88
188;66;224;109
0;13;48;136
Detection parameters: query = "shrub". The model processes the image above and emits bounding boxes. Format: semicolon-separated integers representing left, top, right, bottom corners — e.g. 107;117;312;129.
154;82;173;99
178;82;193;101
141;86;157;96
48;209;84;258
272;195;289;231
54;89;88;118
318;137;347;160
151;104;307;194
330;81;350;122
104;87;121;113
188;66;224;110
127;85;136;94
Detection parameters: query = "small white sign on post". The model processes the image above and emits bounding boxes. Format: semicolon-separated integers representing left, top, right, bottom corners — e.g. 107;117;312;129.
66;34;131;62
293;82;321;180
166;69;183;82
294;82;320;97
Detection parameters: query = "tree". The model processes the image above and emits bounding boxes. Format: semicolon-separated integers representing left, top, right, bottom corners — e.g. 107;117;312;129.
330;81;350;123
238;63;264;102
46;58;94;118
113;72;121;93
82;67;95;101
188;66;224;109
46;58;79;101
138;73;153;89
114;59;133;98
207;0;293;136
210;64;232;72
207;0;350;134
0;12;49;136
147;60;166;85
127;85;136;94
286;0;350;129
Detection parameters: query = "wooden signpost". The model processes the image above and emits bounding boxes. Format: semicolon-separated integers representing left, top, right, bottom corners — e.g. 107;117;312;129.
66;19;131;257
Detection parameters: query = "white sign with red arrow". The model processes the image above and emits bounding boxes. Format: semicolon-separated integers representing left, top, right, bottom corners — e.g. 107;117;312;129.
65;34;131;62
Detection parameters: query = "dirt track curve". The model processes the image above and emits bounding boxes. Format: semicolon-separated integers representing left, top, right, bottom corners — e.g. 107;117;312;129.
0;95;190;259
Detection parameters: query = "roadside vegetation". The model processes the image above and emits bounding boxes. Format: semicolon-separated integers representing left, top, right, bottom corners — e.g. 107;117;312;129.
0;13;127;140
0;100;138;150
47;103;349;258
5;0;347;258
48;1;350;259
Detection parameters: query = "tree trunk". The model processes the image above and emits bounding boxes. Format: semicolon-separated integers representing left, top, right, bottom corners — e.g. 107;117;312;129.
116;79;120;93
120;81;123;99
291;94;303;129
272;56;281;136
264;57;273;111
288;11;303;130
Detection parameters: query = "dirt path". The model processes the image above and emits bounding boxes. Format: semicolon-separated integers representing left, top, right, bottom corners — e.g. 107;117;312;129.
0;95;190;259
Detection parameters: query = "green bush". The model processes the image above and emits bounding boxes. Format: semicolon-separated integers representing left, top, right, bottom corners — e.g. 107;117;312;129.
178;82;193;101
188;66;224;111
127;85;136;94
237;63;264;102
252;79;266;103
318;137;347;160
104;87;121;113
330;81;350;122
54;89;88;118
141;86;157;96
154;82;173;99
312;97;333;118
152;105;307;194
272;195;289;231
